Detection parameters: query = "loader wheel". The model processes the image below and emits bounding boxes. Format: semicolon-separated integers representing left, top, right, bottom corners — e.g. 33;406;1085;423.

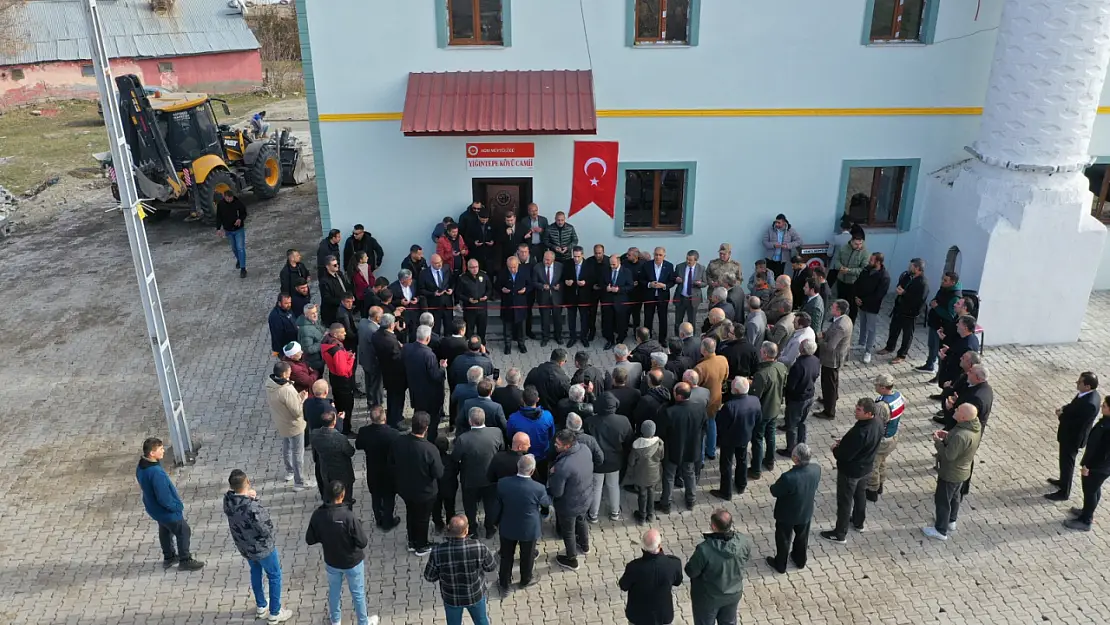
193;168;236;225
248;144;282;200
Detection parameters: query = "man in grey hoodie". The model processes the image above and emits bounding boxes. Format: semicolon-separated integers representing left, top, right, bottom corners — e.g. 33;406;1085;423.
223;470;291;623
548;430;594;572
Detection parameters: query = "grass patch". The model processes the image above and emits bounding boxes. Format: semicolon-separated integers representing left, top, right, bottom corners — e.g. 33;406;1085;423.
0;91;287;195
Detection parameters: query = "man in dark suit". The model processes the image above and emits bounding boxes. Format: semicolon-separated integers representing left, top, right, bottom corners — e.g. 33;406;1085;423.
725;276;747;324
521;203;549;266
618;528;684;625
371;314;406;429
402;325;447;443
493;368;526;422
767;442;821;574
448;336;494;391
641;247;675;343
601;255;634;350
497;256;532;354
516;243;540;339
400;245;429;279
418;254;454;338
354;405;401;530
452;407;505;538
492;453;551;591
457;259;492;344
533;250;564;347
622;247;647;331
437;318;469;368
658;383;706;513
583;244;609;342
524;348;571;412
495;212;526;285
390;412;444;555
711;378;761;500
389;269;421;342
788;256;812;306
461;379;509;441
672;250;707;336
1047;372;1101;501
563;246;593;349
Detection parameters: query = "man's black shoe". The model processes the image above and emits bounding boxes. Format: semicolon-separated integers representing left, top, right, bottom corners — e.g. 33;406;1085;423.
581;340;590;349
931;416;946;425
518;579;535;589
178;558;205;571
765;556;786;574
1047;478;1063;487
504;344;512;355
163;556;179;569
762;462;775;472
603;341;615;350
240;268;248;279
555;555;579;571
518;342;528;354
865;489;879;502
928;393;943;400
819;531;846;544
776;449;792;458
709;489;731;501
654;501;671;514
747;469;762;480
1044;491;1069;501
776;425;786;432
527;332;539;340
566;338;578;348
540;340;548;347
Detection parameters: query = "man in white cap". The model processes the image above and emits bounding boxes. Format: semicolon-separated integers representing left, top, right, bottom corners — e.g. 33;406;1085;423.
279;341;320;394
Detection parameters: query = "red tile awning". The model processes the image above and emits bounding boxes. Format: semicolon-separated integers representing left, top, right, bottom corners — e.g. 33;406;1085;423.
401;70;597;137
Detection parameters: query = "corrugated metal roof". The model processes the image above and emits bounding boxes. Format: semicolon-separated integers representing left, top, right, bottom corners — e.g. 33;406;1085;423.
0;0;260;66
401;70;597;137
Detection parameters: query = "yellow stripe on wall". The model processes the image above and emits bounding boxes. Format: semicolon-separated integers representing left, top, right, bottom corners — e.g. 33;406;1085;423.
318;106;1110;122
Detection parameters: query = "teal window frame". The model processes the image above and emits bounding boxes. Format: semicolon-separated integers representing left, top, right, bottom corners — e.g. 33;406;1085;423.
836;158;920;232
861;0;938;45
436;0;512;48
625;0;701;47
615;161;697;237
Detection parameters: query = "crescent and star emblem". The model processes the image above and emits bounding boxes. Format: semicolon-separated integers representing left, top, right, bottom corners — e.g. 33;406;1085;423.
584;157;607;187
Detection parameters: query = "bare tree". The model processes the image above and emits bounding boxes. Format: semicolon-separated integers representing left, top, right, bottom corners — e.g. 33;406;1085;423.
0;0;25;57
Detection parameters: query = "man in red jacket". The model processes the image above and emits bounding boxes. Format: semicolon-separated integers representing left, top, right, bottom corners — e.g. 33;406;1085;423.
436;222;469;276
322;324;358;436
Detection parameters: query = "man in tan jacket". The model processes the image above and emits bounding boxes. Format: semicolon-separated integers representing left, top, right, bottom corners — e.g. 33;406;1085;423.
695;337;730;461
815;300;853;420
265;361;312;491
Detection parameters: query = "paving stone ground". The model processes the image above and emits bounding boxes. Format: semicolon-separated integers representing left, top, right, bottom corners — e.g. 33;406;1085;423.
2;187;1110;625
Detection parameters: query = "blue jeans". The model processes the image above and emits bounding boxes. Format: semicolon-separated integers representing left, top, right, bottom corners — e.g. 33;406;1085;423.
325;561;369;625
248;549;282;616
925;327;941;368
704;418;718;459
445;596;490;625
226;228;246;268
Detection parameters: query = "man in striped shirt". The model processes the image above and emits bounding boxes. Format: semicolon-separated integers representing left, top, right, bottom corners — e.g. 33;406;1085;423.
867;374;904;502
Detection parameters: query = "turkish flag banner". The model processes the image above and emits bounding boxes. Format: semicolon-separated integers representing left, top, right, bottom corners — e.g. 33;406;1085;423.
569;141;619;218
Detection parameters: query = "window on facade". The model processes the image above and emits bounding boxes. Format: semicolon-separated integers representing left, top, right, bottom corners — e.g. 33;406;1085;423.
1085;164;1110;224
81;65;95;77
158;61;174;73
869;0;926;42
624;169;686;231
844;166;908;227
634;0;691;45
448;0;504;45
11;68;24;80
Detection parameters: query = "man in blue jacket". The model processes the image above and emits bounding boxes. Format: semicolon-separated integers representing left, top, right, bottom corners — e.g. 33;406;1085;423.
268;293;298;356
136;437;204;570
507;387;557;483
493;454;551;592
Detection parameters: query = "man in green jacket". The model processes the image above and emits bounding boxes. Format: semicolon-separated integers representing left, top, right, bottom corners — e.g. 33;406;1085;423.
924;403;982;540
749;341;788;478
832;233;868;321
684;509;752;625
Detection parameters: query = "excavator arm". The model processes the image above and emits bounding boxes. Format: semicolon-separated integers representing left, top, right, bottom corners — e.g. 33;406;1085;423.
115;75;184;200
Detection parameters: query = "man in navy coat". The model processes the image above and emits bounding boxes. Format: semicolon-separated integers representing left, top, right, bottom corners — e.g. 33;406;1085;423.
1047;372;1101;501
492;453;551;592
601;254;634;350
712;377;762;500
498;256;532;355
768;443;821;574
641;247;676;343
403;325;447;443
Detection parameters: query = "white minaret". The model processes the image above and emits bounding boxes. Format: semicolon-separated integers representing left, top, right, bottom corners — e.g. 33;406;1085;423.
922;0;1110;345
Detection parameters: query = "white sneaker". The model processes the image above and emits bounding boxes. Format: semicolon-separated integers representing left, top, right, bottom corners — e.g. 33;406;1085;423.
948;521;957;531
283;473;295;482
922;526;948;541
267;608;293;623
862;352;872;364
369;616;380;625
255;606;268;618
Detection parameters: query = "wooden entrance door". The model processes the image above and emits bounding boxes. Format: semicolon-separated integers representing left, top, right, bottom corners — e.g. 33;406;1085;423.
484;184;521;224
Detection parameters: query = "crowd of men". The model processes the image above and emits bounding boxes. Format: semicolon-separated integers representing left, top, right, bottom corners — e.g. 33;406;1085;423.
134;208;1110;625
